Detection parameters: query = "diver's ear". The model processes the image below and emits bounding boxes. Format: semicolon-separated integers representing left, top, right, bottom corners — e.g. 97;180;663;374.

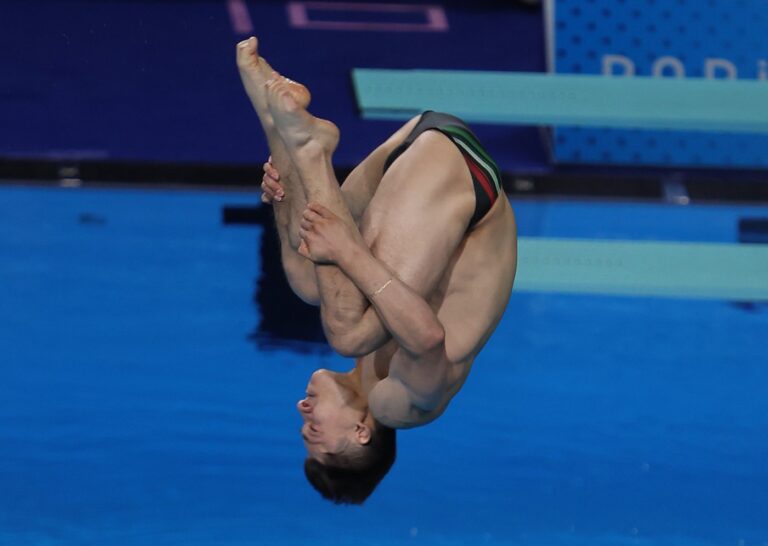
354;422;372;446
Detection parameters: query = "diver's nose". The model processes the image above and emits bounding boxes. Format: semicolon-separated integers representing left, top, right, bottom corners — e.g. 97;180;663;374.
297;398;312;414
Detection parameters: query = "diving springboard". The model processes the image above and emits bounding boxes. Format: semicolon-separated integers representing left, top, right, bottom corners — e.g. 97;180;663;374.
515;238;768;301
352;69;768;133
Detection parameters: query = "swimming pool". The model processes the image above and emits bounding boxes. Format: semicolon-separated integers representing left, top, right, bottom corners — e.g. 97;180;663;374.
1;185;766;545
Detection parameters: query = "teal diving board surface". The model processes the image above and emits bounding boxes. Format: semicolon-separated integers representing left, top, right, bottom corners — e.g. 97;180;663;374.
352;69;768;133
515;238;768;300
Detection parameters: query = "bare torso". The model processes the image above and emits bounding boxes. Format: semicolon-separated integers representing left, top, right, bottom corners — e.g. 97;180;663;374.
353;132;518;427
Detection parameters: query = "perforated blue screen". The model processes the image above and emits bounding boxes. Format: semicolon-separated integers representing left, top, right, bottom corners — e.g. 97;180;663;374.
547;0;768;168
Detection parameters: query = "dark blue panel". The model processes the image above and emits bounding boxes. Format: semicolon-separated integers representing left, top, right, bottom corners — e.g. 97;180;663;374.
0;1;549;173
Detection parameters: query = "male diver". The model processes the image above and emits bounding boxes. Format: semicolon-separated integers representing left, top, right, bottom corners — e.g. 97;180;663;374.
237;37;517;504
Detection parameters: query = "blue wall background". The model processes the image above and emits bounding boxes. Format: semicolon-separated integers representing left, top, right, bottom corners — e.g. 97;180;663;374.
549;0;768;168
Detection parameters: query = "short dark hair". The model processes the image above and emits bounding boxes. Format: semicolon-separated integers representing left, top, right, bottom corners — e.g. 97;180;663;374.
304;421;396;505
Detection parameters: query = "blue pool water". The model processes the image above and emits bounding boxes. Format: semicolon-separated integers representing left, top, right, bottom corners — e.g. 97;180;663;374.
1;185;767;545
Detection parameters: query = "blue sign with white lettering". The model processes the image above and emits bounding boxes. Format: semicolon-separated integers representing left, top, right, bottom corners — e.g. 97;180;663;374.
545;0;768;168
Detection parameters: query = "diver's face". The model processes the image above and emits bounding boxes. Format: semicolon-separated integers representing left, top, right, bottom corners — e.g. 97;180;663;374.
296;369;363;462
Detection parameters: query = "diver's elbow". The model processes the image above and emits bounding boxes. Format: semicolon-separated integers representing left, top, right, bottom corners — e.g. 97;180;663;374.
408;324;446;358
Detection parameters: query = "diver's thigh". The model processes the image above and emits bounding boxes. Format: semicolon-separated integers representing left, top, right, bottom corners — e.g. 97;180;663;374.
339;115;422;220
359;132;475;296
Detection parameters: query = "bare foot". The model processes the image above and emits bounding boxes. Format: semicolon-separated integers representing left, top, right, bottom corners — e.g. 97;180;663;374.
236;37;311;119
265;77;340;156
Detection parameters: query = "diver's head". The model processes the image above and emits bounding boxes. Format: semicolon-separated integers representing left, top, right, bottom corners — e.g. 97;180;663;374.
297;369;372;458
297;369;396;504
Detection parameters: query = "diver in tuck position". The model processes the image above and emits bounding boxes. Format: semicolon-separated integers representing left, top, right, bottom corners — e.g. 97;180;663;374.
237;37;517;504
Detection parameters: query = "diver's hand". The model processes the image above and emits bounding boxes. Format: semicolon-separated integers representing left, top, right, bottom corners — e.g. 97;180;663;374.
260;156;285;204
297;202;364;265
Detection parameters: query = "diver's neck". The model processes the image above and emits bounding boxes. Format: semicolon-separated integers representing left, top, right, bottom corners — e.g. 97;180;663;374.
346;366;363;396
